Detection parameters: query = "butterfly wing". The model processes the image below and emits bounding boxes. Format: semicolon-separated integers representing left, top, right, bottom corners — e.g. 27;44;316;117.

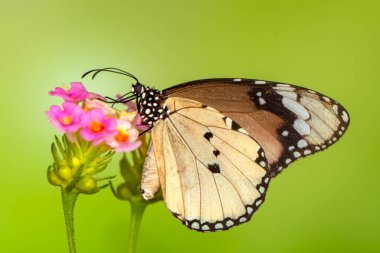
164;79;350;177
141;142;160;200
149;97;270;232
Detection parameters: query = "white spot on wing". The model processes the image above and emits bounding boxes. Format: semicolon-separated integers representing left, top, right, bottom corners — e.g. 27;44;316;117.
274;85;295;91
259;97;266;105
202;224;210;231
233;78;242;82
215;223;223;230
332;104;339;114
191;222;200;229
342;111;349;122
247;207;253;214
297;139;308;148
323;96;331;102
226;220;234;227
282;97;310;120
225;117;232;128
255;80;266;84
276;90;298;100
238;128;248;134
293;119;311;135
304;150;312;155
239;217;247;223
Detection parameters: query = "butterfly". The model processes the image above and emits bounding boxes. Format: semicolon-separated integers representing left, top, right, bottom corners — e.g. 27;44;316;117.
83;68;350;232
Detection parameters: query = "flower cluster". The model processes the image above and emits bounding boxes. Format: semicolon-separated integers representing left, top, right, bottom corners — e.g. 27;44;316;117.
46;82;145;194
47;82;142;152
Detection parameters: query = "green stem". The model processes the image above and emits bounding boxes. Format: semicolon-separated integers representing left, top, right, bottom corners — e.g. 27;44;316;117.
61;188;79;253
127;201;147;253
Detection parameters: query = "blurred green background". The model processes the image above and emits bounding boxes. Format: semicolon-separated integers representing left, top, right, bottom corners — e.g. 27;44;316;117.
1;0;379;252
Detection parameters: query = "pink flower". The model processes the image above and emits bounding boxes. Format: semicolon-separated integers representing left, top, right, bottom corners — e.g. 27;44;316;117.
87;92;105;101
49;82;90;103
46;102;84;133
84;99;117;116
106;119;141;152
80;109;117;145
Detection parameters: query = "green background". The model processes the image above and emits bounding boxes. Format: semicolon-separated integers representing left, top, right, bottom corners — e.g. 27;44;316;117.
1;0;379;252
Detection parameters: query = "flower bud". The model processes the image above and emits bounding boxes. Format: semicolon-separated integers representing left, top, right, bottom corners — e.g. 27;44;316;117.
47;168;62;186
76;176;97;193
72;157;81;170
48;135;114;194
58;166;73;181
116;183;133;200
83;166;95;175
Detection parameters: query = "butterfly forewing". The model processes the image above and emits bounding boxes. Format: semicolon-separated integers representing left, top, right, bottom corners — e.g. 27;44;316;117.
163;79;350;177
147;97;270;232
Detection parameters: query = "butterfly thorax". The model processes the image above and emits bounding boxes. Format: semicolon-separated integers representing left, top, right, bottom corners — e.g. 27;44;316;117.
131;83;167;126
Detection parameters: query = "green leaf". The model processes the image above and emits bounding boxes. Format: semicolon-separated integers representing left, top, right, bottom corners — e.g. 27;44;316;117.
55;135;65;156
119;154;131;181
51;143;61;163
70;139;82;158
96;175;116;182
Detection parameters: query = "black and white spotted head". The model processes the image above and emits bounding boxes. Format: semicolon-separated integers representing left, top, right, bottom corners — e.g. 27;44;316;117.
131;83;167;126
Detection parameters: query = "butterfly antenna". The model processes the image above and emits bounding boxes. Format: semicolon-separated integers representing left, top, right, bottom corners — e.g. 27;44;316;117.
82;67;140;84
117;91;134;101
99;94;136;105
119;96;136;103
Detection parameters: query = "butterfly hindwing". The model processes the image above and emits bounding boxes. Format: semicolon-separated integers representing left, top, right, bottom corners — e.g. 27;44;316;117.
146;97;270;232
163;79;350;177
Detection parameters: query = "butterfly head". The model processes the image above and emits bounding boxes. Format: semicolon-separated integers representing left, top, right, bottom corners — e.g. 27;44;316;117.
131;83;167;126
